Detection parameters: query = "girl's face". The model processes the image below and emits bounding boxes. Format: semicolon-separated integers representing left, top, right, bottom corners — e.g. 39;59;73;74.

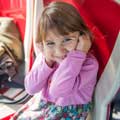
43;30;79;64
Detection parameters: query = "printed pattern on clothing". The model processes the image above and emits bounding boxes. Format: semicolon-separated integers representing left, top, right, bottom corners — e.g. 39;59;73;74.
11;99;93;120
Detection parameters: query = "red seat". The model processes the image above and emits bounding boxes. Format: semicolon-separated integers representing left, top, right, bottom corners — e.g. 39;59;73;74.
0;0;26;42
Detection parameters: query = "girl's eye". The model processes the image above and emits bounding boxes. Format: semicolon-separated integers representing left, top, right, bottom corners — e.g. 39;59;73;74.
46;42;55;46
63;38;72;43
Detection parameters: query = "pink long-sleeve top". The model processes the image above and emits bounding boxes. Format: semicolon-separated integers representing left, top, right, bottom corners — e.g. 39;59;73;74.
25;50;99;106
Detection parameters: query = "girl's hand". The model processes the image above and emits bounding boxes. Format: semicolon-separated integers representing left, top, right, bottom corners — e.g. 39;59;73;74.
76;34;92;53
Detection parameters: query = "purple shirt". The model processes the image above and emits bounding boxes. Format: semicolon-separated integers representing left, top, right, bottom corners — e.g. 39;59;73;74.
25;50;99;106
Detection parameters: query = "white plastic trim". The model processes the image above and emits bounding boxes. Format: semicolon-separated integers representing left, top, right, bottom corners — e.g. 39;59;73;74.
33;0;44;56
93;32;120;120
24;0;34;73
113;0;120;4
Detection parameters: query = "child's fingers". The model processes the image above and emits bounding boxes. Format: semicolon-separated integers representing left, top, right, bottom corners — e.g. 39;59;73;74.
77;35;92;53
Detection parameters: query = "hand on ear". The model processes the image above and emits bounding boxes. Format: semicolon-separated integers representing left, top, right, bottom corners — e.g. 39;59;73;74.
76;34;92;53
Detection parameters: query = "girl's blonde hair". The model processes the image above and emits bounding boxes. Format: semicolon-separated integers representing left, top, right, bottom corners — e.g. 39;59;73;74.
36;1;92;43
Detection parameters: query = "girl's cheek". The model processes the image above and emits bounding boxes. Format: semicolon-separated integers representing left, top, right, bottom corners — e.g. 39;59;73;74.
65;42;77;51
47;49;54;58
43;47;51;56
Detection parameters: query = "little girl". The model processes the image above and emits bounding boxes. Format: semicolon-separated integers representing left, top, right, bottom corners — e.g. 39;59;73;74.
11;1;99;120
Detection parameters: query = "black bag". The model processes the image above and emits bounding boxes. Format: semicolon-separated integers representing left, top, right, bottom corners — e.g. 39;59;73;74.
0;43;18;86
110;90;120;120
